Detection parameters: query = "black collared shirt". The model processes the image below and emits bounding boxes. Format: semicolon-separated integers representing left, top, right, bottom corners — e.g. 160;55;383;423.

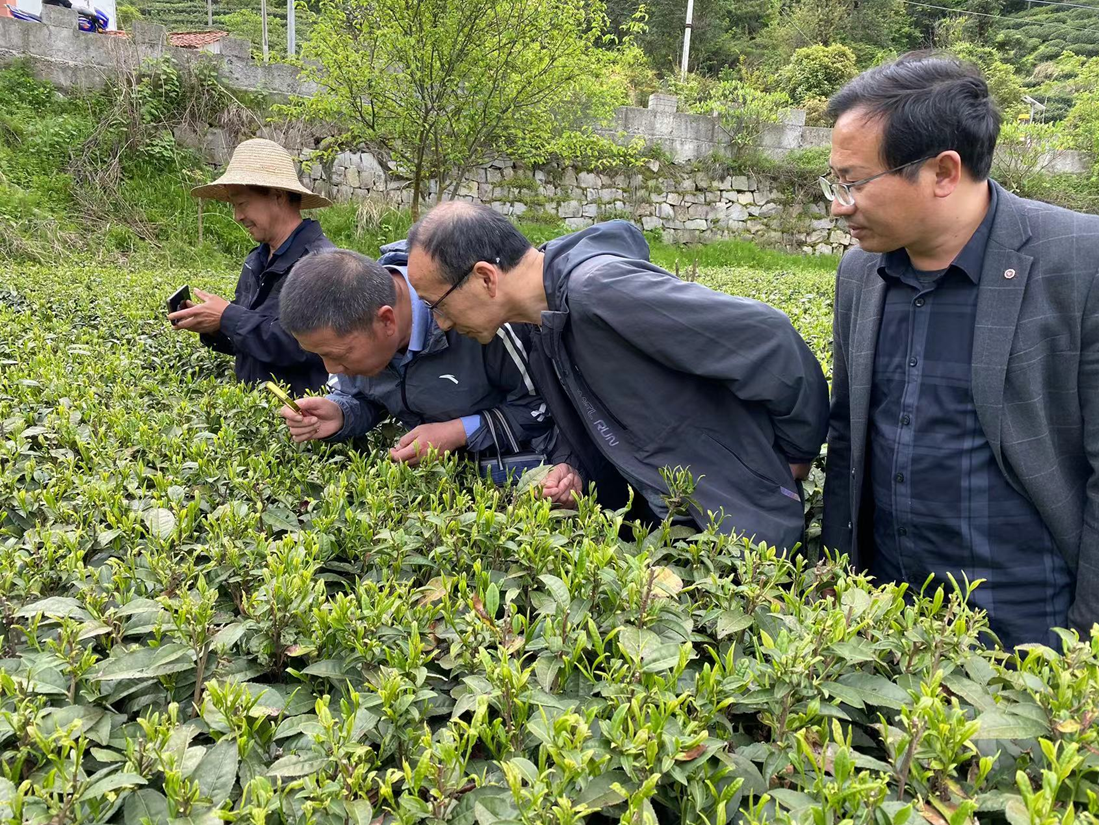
868;184;1072;649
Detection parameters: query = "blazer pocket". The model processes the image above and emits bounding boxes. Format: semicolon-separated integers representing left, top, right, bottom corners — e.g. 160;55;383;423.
1011;332;1073;360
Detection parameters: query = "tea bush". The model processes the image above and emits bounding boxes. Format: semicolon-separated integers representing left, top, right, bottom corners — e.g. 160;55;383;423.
0;263;1097;824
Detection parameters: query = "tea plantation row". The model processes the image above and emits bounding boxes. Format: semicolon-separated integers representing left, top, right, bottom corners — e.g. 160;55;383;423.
0;264;1096;825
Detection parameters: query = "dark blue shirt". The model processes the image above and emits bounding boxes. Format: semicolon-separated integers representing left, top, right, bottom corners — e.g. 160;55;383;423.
868;184;1072;649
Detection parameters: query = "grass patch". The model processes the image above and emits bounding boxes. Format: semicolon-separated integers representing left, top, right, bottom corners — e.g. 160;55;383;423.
649;237;838;276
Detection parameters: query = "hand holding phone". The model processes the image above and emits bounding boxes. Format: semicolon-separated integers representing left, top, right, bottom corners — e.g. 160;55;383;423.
278;396;344;442
167;286;190;325
264;381;302;414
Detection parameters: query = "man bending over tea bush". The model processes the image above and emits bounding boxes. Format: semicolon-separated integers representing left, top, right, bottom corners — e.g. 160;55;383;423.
407;205;830;550
277;245;555;471
172;139;333;395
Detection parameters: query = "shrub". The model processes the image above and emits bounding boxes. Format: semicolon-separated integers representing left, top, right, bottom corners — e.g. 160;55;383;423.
950;42;1027;118
0;262;1097;823
689;73;791;156
779;43;858;104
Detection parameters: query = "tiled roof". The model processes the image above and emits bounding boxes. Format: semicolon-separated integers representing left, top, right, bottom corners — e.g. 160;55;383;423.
168;30;228;49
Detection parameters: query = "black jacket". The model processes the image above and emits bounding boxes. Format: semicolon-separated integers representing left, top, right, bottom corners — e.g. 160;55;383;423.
201;219;333;394
530;222;829;549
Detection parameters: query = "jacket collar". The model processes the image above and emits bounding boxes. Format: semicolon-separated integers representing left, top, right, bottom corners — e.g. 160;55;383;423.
395;267;449;359
247;219;326;277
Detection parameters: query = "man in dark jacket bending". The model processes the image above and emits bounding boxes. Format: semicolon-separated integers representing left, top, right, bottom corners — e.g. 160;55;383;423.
277;244;554;468
171;139;333;394
405;203;829;550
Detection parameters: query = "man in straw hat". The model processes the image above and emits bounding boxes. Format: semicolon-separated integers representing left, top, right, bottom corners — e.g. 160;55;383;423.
171;138;334;395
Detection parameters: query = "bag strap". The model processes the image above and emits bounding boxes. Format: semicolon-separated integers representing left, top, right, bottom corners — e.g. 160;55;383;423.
481;411;505;470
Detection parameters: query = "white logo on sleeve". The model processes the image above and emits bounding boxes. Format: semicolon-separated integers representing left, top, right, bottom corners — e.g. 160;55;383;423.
439;374;459;384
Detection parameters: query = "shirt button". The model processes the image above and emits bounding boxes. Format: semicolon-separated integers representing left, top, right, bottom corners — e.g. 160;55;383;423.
898;527;908;537
908;357;919;367
851;468;856;476
847;521;853;530
895;472;905;483
901;414;911;425
914;297;925;307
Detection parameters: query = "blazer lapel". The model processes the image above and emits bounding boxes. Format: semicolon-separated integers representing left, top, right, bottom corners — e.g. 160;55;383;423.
972;184;1034;464
848;272;886;485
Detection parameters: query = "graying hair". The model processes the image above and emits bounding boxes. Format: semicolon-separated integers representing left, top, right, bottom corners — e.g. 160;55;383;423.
280;248;398;336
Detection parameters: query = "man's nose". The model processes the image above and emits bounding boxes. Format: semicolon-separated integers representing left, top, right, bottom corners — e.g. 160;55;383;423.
233;207;245;222
435;314;454;331
830;197;856;218
323;358;340;374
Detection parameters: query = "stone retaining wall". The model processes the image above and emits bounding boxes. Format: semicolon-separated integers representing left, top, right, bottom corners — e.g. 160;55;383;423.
297;146;852;254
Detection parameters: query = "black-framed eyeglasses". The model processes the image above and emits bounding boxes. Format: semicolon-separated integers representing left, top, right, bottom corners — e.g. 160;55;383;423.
423;257;500;317
818;156;935;207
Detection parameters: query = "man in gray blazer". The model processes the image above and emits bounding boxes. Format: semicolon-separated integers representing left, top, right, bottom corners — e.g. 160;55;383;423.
820;53;1099;649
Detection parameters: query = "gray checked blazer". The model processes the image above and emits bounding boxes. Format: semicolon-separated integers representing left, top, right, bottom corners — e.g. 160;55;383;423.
821;181;1099;635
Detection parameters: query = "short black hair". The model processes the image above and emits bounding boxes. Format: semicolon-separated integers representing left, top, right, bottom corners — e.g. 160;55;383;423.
407;202;533;287
280;248;397;336
826;52;1000;181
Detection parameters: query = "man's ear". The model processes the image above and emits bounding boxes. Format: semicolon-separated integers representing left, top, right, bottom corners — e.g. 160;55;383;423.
472;260;499;298
376;305;398;337
931;151;964;198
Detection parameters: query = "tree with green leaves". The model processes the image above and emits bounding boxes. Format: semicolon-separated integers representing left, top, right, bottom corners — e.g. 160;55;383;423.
293;0;628;218
605;0;774;74
779;43;858;103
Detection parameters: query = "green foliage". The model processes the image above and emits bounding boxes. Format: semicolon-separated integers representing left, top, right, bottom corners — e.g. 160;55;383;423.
0;60;264;267
220;8;287;61
606;0;775;74
779;44;859;105
950;41;1026;117
686;72;791;155
992;119;1072;193
509;130;651;172
134;0;286;35
1064;58;1099;182
291;0;629;218
764;0;907;67
997;0;1099;65
2;262;1099;823
115;3;142;29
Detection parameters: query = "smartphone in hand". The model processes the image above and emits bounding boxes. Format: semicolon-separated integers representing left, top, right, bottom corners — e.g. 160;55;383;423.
167;286;190;325
264;381;302;414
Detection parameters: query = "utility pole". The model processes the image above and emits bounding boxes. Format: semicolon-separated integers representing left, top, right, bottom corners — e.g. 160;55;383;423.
260;0;269;61
206;0;212;27
680;0;694;78
286;0;295;55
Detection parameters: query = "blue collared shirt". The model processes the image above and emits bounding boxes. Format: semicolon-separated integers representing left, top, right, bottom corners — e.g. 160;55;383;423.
868;183;1072;649
393;271;481;440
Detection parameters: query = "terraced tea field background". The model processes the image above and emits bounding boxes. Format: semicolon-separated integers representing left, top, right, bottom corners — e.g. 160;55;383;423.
0;262;1096;824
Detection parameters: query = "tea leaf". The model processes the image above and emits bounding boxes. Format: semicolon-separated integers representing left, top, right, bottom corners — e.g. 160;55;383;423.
973;709;1050;740
93;643;193;681
143;508;176;539
16;596;89;621
191;737;238;805
124;789;168;825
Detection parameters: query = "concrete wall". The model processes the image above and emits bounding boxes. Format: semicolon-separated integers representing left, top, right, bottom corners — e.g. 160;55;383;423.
0;8;314;98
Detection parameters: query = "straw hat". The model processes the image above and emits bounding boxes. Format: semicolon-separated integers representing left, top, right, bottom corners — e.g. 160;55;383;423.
191;138;332;210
